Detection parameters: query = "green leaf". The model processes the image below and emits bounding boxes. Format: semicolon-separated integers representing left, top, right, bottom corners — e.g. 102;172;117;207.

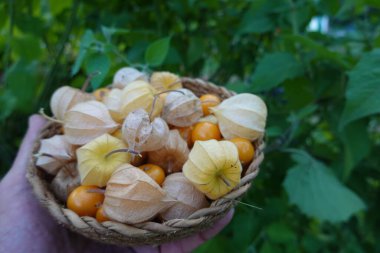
283;35;350;69
201;57;220;79
145;37;171;67
283;150;366;222
101;26;129;42
340;49;380;129
85;53;110;90
266;222;296;244
225;81;250;93
187;37;204;65
340;120;371;180
71;30;95;76
49;0;72;15
12;35;42;61
239;14;274;34
260;241;282;253
238;0;274;34
283;78;315;109
251;52;303;92
0;89;17;121
4;60;38;113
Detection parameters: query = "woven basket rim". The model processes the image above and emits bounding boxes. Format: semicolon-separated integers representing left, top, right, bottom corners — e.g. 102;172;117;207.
27;77;265;246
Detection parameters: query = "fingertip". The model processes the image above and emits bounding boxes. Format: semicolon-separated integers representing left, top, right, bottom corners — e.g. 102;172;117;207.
29;114;46;128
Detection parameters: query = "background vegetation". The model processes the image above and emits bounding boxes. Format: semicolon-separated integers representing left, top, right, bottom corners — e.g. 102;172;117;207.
1;0;380;252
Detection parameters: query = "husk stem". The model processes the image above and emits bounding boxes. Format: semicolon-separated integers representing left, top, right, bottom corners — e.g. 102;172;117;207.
105;148;141;159
39;108;64;124
149;89;185;120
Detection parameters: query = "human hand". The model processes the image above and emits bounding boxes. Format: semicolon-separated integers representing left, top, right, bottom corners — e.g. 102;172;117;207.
0;115;233;253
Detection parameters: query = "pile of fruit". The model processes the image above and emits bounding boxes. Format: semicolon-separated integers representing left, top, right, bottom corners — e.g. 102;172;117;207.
35;67;267;224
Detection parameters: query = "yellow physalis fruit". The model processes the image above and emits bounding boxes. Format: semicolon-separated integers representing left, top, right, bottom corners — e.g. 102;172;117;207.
229;137;255;167
160;173;209;220
148;130;189;174
120;81;163;119
183;140;242;200
210;93;267;141
112;67;147;89
150;71;182;92
199;94;221;116
103;164;175;224
36;135;74;175
50;86;93;120
162;88;203;127
103;88;124;123
93;87;110;102
76;134;131;187
64;101;119;145
122;108;169;153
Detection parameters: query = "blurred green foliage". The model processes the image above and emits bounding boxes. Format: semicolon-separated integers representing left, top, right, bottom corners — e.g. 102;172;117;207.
1;0;380;252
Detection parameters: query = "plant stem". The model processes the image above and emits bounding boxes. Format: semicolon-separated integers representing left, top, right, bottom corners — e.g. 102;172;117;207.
37;0;80;109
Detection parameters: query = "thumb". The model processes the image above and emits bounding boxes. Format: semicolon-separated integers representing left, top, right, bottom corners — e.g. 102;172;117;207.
5;115;46;180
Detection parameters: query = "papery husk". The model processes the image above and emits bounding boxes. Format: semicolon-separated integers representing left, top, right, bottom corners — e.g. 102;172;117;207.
210;93;267;141
50;86;94;120
120;81;163;119
148;130;189;174
122;109;169;153
182;140;242;200
76;134;131;187
112;67;147;89
36;135;74;175
64;100;119;145
198;114;218;125
160;173;209;220
103;88;124;123
50;162;80;202
103;164;175;224
150;71;182;92
162;88;203;127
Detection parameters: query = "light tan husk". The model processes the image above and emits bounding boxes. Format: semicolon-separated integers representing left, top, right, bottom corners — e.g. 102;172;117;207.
162;88;203;127
63;100;119;145
148;129;189;174
121;109;169;153
103;164;175;224
160;173;209;220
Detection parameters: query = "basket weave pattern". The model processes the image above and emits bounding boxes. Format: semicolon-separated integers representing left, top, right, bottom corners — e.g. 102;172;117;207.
27;78;265;246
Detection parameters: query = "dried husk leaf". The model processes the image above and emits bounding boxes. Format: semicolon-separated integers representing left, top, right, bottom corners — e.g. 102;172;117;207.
64;100;119;145
103;164;175;224
148;130;189;174
36;135;74;175
121;109;169;152
150;71;182;92
162;88;203;127
183;140;242;200
103;88;124;123
51;162;80;202
77;134;131;187
112;67;147;89
120;81;163;119
210;93;267;141
160;173;209;220
50;86;93;120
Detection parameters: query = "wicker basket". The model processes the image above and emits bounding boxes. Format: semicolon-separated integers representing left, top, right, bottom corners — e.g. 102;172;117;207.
26;78;265;246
